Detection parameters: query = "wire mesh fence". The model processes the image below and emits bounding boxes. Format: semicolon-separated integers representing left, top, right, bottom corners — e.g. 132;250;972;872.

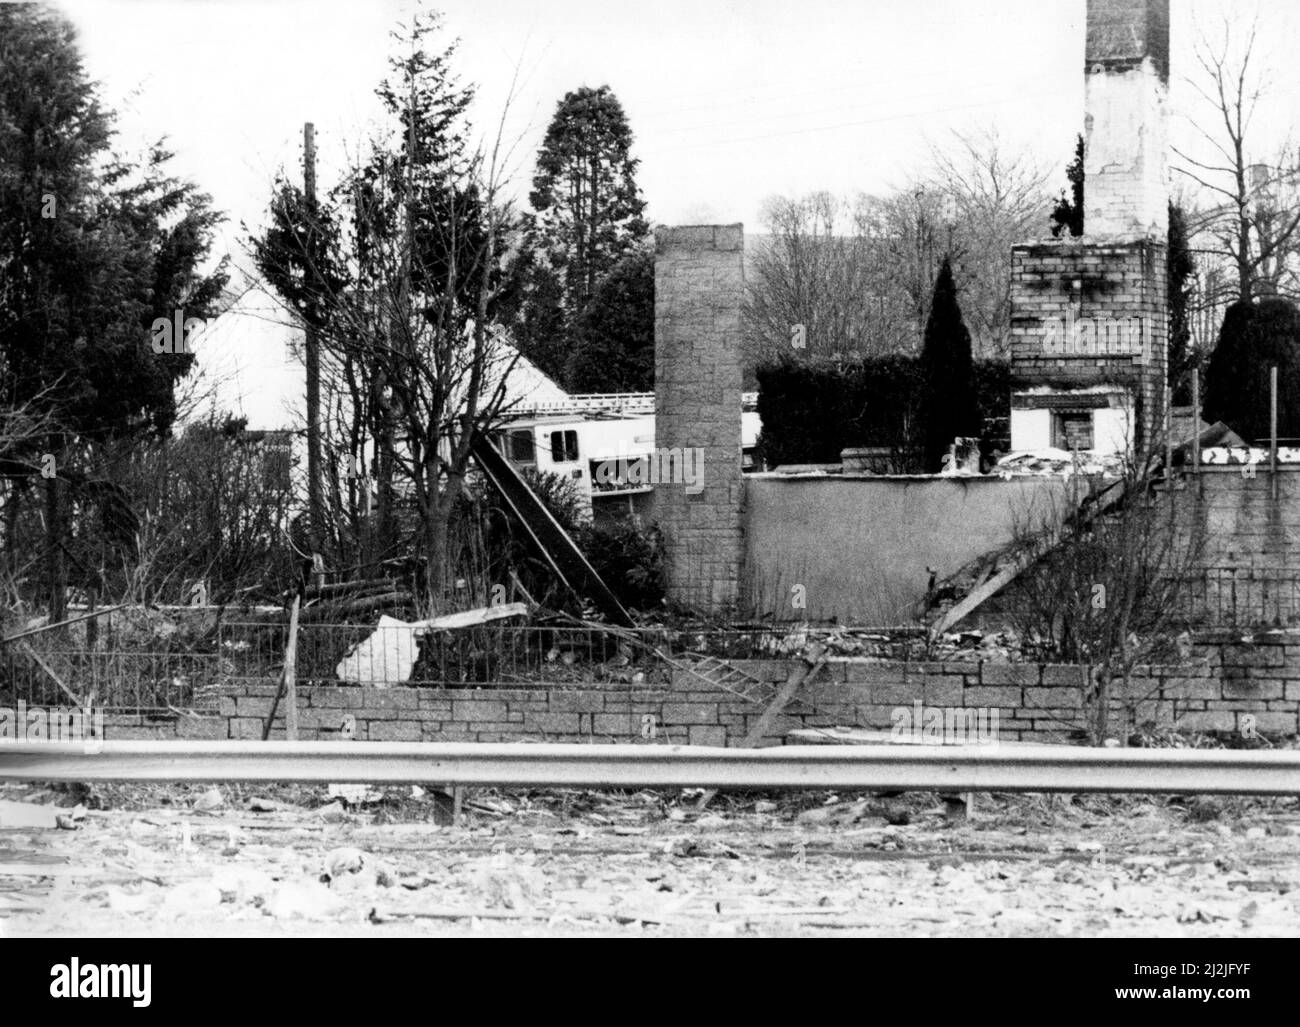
1180;566;1300;628
13;585;1300;716
0;612;932;714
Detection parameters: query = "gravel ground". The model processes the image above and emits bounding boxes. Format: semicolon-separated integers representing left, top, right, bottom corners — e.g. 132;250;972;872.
3;782;1300;937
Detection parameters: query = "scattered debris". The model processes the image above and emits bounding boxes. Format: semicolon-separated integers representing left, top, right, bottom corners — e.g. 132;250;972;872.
248;796;297;813
995;448;1125;478
335;604;528;685
326;784;381;806
55;805;87;831
264;882;349;921
667;838;740;859
0;800;61;829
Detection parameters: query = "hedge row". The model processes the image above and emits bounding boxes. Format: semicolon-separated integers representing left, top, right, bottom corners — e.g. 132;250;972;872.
755;356;1010;470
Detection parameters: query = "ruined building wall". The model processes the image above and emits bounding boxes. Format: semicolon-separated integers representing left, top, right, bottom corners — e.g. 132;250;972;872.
1083;0;1171;241
1010;240;1168;448
106;636;1300;744
1007;0;1171;454
653;225;746;611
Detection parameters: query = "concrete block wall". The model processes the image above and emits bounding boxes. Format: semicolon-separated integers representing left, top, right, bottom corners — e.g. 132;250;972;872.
653;224;745;612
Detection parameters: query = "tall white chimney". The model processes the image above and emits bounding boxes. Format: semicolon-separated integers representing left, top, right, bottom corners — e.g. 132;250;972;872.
1083;0;1171;242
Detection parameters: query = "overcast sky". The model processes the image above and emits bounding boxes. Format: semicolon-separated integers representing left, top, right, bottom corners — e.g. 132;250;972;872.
44;0;1300;427
54;0;1299;258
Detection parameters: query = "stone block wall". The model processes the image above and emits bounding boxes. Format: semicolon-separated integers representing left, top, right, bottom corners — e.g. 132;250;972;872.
653;224;745;611
1171;469;1300;626
1178;468;1300;569
101;630;1300;745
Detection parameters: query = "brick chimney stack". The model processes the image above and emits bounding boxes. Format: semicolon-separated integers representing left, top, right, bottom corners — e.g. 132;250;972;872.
1083;0;1171;241
1008;0;1171;457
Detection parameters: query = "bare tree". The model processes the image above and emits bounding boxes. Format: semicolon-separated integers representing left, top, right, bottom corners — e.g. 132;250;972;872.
742;191;913;365
743;130;1051;366
1005;434;1206;744
924;127;1053;357
1175;13;1300;304
253;16;534;611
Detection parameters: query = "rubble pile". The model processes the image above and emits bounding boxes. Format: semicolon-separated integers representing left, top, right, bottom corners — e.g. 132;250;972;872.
6;781;1300;937
666;624;1028;664
994;448;1124;478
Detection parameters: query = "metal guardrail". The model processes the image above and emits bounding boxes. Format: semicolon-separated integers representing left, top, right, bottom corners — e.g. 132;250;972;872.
3;741;1300;794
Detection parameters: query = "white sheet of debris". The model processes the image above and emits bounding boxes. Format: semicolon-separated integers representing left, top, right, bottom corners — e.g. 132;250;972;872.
1201;446;1300;464
335;603;528;686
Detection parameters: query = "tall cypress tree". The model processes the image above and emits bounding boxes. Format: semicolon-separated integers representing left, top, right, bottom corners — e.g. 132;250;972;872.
1049;135;1085;238
919;258;980;471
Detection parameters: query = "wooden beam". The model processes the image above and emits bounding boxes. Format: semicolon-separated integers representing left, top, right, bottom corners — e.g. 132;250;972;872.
927;553;1036;640
17;642;82;708
928;479;1129;638
283;594;301;741
696;649;827;810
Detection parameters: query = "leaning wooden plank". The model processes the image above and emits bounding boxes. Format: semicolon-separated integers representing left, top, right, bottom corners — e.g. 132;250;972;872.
927;477;1129;638
696;651;827;811
1;605;125;644
16;642;82;708
283;594;301;742
471;434;635;628
927;551;1039;639
407;602;529;632
734;657;827;750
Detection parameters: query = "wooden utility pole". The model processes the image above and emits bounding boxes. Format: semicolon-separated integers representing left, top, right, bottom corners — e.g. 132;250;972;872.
1164;386;1174;500
304;122;325;556
283;594;301;741
1271;365;1279;501
1191;369;1201;490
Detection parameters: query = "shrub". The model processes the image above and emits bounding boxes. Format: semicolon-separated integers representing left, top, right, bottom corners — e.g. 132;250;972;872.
1204;297;1300;443
577;521;664;611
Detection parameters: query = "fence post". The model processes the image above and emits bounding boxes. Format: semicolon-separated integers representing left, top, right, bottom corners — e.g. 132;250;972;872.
1191;371;1201;497
1271;365;1279;502
284;596;301;741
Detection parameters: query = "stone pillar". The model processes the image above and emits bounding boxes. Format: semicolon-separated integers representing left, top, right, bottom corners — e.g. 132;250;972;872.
653;225;745;612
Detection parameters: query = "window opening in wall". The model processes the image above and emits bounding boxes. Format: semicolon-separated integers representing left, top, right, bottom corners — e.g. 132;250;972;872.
1053;411;1094;452
508;430;536;464
550;429;579;462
